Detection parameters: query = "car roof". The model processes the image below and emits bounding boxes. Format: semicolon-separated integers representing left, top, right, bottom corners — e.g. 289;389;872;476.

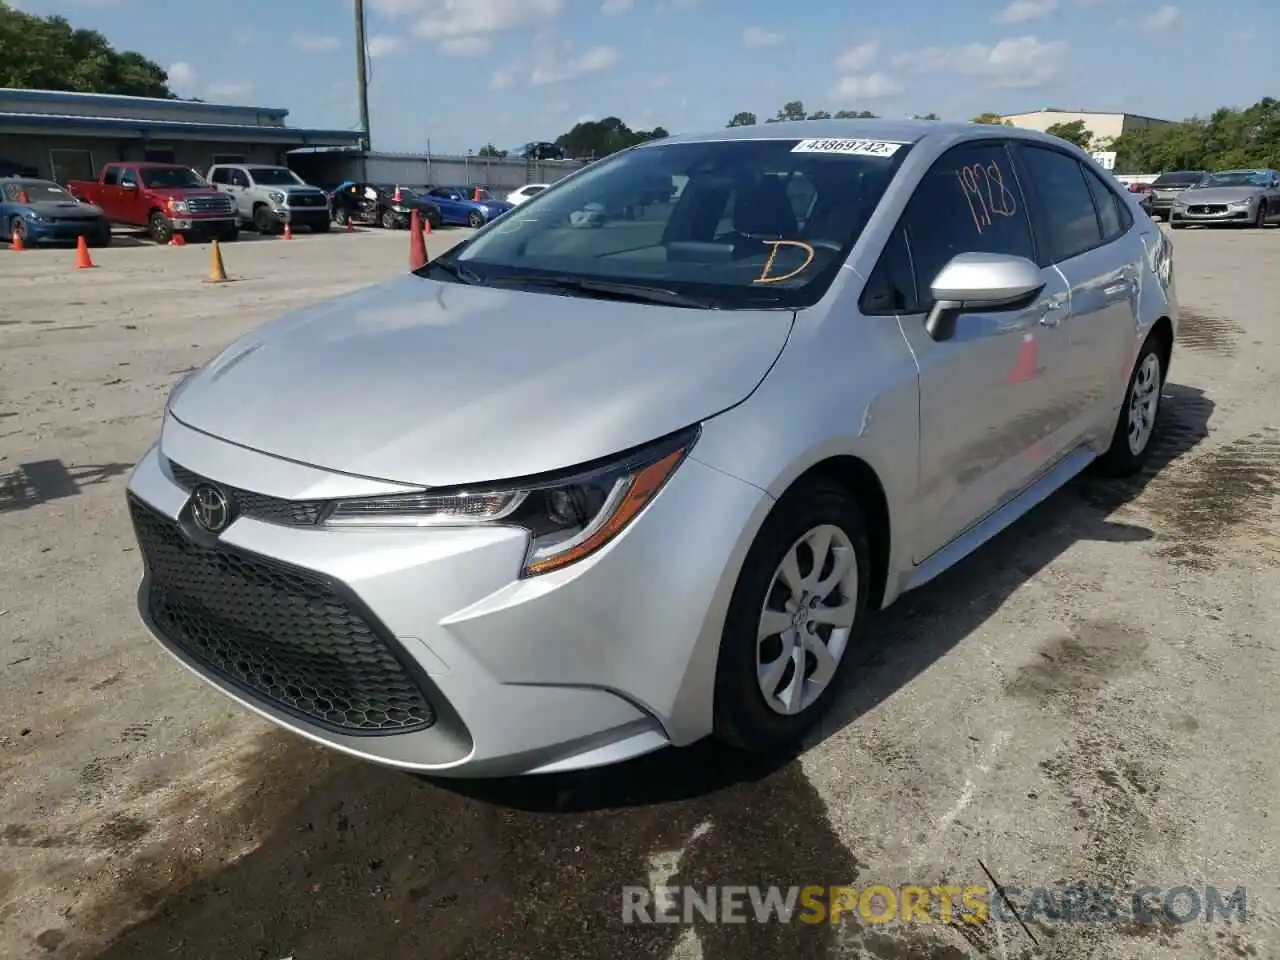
642;117;1089;156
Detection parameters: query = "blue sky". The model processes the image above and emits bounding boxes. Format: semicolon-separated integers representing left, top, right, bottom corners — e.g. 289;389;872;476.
11;0;1278;154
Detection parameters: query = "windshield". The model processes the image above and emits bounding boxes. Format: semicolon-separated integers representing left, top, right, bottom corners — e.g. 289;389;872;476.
434;137;914;310
11;181;75;202
1199;170;1271;188
139;167;206;188
1152;172;1202;188
248;167;305;186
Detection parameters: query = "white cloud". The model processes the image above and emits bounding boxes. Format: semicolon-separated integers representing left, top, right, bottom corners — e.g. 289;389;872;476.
897;35;1067;88
742;25;785;49
406;0;565;38
366;34;404;57
995;0;1057;23
600;0;633;12
166;61;196;89
530;44;620;84
490;69;516;90
438;36;493;56
206;81;256;101
290;33;340;53
1141;4;1180;29
650;74;672;89
830;72;903;101
834;40;877;72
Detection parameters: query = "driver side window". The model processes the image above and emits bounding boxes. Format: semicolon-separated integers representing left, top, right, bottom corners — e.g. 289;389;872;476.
119;169;138;188
900;142;1035;311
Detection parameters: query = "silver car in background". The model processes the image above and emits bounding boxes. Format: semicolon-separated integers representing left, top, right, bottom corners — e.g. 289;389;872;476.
1170;167;1280;229
125;120;1178;778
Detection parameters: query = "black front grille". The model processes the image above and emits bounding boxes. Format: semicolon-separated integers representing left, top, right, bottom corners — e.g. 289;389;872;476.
289;193;326;207
169;461;324;526
130;495;436;735
1189;204;1227;214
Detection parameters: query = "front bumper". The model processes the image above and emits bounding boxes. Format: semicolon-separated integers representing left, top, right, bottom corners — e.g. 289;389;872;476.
280;205;330;224
171;216;238;232
24;219;109;243
125;417;771;777
1169;203;1255;225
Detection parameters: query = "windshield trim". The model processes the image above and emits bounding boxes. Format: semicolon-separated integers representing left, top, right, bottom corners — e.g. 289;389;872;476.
419;137;915;311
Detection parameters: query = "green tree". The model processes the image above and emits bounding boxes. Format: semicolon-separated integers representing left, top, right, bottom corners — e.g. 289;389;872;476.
807;110;832;120
1045;119;1093;150
834;109;877;119
914;112;941;120
1110;98;1280;173
727;111;757;127
970;112;1011;125
765;100;807;122
0;2;173;97
476;143;508;158
554;117;668;159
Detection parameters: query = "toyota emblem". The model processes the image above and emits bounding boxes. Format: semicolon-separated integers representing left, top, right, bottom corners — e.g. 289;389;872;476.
190;483;232;534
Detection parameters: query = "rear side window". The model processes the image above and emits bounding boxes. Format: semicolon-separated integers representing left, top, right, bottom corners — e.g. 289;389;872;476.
1080;163;1131;241
1017;146;1102;264
897;141;1035;311
209;168;228;184
102;166;120;186
1152;172;1202;187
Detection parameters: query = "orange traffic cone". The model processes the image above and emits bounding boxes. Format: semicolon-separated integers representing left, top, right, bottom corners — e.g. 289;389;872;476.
422;213;432;235
75;235;96;269
409;209;427;270
1009;332;1038;382
203;238;229;283
283;221;293;240
10;225;24;252
169;231;186;246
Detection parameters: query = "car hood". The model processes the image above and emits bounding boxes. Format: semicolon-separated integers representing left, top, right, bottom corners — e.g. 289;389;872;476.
168;274;795;487
1181;186;1262;203
29;200;104;219
277;184;326;195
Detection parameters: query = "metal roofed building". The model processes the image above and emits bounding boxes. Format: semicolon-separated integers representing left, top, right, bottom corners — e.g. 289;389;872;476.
1000;108;1175;147
0;87;364;183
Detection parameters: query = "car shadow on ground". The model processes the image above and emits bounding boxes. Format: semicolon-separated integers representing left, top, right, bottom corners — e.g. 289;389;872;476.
0;460;134;515
74;385;1213;960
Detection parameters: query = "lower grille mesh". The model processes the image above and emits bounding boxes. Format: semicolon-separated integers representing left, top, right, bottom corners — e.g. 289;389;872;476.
130;496;435;735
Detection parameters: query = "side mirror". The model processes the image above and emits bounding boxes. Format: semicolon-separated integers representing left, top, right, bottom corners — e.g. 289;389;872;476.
121;181;137;190
924;252;1045;342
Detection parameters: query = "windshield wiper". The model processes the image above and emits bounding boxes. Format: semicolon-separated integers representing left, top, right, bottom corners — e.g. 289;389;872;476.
487;274;716;309
420;259;485;285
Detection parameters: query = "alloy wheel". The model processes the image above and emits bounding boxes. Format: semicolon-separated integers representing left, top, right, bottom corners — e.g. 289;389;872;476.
1127;352;1161;456
756;524;859;716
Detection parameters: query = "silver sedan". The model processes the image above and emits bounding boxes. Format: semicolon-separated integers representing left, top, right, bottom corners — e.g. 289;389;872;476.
1170;168;1280;228
125;120;1178;777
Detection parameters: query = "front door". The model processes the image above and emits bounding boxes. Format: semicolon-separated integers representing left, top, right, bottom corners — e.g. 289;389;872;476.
892;139;1077;563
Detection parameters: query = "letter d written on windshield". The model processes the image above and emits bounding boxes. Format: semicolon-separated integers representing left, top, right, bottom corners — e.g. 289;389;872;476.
753;240;816;284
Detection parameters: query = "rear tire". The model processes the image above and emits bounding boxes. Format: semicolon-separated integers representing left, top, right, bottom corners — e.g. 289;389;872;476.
1252;203;1267;229
1094;334;1166;477
713;479;871;752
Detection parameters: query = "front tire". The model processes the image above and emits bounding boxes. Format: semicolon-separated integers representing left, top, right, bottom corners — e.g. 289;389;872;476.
148;211;173;245
467;210;485;229
1094;335;1165;477
713;480;871;752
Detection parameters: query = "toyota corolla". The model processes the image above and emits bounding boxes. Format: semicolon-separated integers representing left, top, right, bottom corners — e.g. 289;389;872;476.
126;120;1178;777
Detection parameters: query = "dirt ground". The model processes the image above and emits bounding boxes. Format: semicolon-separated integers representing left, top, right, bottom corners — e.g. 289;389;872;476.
1;224;1277;960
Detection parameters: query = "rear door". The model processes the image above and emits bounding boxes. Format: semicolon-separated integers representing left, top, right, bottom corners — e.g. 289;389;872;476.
877;139;1075;562
1012;144;1140;448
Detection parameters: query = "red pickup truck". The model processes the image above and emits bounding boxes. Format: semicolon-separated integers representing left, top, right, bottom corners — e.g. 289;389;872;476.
66;162;239;244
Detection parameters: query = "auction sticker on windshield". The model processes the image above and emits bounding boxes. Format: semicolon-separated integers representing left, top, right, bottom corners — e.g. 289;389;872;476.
791;139;908;157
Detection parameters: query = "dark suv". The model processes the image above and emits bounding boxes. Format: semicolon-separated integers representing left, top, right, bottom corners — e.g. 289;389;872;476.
1146;170;1208;221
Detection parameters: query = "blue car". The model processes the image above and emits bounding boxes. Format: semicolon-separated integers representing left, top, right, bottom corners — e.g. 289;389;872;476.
416;185;513;228
1;177;112;247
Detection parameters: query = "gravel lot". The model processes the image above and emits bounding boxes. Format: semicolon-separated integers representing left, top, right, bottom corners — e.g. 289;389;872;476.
1;225;1277;960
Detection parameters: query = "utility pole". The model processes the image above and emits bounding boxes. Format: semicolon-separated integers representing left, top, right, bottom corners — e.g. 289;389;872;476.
354;0;371;152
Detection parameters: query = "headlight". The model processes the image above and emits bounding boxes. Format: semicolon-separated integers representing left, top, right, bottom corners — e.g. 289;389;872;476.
23;209;43;221
1229;199;1252;208
269;190;287;205
323;426;698;577
477;205;491;214
168;199;190;214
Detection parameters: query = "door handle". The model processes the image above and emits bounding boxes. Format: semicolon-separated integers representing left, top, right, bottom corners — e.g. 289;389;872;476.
1038;302;1067;327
